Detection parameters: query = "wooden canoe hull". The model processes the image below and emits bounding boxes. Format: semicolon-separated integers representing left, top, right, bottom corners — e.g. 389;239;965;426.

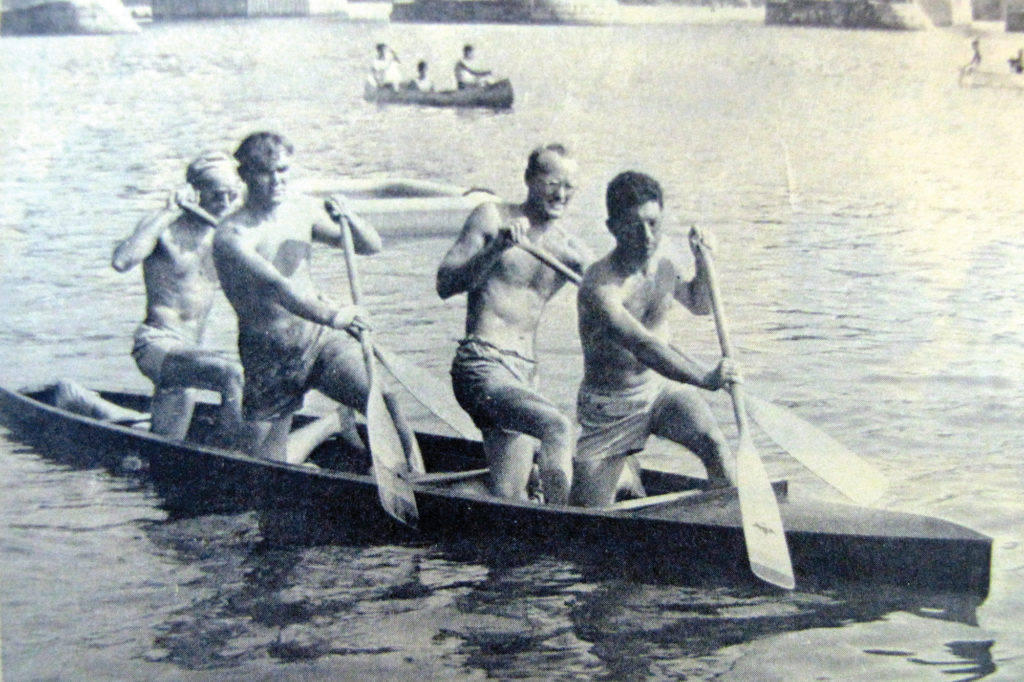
959;68;1024;90
0;385;991;597
364;79;514;110
297;177;494;239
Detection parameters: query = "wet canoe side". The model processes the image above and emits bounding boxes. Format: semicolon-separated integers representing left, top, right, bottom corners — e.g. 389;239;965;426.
297;177;495;239
0;385;991;596
364;79;514;109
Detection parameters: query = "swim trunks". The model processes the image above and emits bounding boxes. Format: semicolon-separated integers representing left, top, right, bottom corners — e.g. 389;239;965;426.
450;335;538;431
237;318;330;422
575;377;668;462
131;323;195;383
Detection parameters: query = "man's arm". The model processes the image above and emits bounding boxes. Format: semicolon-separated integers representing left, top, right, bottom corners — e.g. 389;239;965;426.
674;227;714;315
313;196;382;255
435;203;515;300
583;280;725;390
213;228;363;330
111;203;179;273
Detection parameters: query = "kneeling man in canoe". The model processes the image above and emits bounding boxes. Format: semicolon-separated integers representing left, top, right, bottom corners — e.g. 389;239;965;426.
571;171;740;507
112;151;247;442
436;144;590;504
213;131;420;464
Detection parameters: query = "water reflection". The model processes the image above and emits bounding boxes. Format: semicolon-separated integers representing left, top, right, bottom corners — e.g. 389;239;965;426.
126;500;987;679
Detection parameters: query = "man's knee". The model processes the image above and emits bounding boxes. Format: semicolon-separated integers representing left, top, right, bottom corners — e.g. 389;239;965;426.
539;410;573;445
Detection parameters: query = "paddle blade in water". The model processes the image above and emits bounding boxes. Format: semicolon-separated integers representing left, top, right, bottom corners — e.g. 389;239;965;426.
735;432;795;590
745;394;887;506
366;374;419;528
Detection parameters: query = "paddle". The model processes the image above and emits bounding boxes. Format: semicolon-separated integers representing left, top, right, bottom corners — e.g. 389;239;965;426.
336;207;419;528
372;346;479;440
692;234;794;589
743;395;885;505
513;240;886;505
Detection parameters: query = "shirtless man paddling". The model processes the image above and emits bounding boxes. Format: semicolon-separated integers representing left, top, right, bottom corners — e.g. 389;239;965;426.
571;171;740;507
112;152;245;441
437;144;590;504
213;131;418;463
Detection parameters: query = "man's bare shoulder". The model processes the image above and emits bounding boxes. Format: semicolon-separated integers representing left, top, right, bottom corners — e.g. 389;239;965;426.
465;200;519;234
580;255;622;300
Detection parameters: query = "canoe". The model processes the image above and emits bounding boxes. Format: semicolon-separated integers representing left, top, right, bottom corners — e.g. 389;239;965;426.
297;177;494;238
363;79;514;110
959;68;1024;90
0;384;992;597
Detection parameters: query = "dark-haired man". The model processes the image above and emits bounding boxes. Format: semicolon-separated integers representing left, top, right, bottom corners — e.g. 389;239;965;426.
454;44;493;89
570;171;740;507
112;151;245;441
213;131;419;463
436;144;590;504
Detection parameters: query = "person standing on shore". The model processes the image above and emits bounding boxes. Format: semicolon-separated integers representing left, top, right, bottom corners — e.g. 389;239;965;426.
436;143;590;504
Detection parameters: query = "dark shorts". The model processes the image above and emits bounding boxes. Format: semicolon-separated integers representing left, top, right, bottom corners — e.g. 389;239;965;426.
450;336;538;432
239;321;361;422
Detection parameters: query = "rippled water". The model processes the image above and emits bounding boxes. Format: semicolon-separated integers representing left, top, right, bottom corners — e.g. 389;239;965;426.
2;16;1024;680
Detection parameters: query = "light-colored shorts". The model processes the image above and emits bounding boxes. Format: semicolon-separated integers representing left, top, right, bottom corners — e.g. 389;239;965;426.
131;323;194;383
575;377;669;463
450;335;538;432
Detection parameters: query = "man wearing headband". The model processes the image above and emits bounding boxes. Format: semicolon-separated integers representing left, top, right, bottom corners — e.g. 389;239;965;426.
112;151;246;443
213;131;420;465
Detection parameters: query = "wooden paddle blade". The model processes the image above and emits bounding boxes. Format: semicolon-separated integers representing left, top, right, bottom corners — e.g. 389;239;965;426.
374;346;480;441
745;394;887;506
735;431;795;589
366;377;419;528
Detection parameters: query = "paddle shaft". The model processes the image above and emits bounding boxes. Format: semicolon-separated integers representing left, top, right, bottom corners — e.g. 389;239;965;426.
337;215;420;527
694;242;794;589
515;241;582;285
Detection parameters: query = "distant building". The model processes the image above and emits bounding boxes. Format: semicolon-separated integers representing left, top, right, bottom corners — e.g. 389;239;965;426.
1009;0;1024;31
151;0;349;18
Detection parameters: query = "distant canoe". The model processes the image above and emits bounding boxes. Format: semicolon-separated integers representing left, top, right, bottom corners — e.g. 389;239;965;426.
959;68;1024;90
364;79;514;110
297;177;495;238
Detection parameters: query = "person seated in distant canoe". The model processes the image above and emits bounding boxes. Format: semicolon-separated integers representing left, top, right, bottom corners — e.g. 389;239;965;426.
213;131;421;466
112;152;250;444
370;42;404;91
407;60;435;92
455;44;495;90
1009;49;1023;74
569;171;741;507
